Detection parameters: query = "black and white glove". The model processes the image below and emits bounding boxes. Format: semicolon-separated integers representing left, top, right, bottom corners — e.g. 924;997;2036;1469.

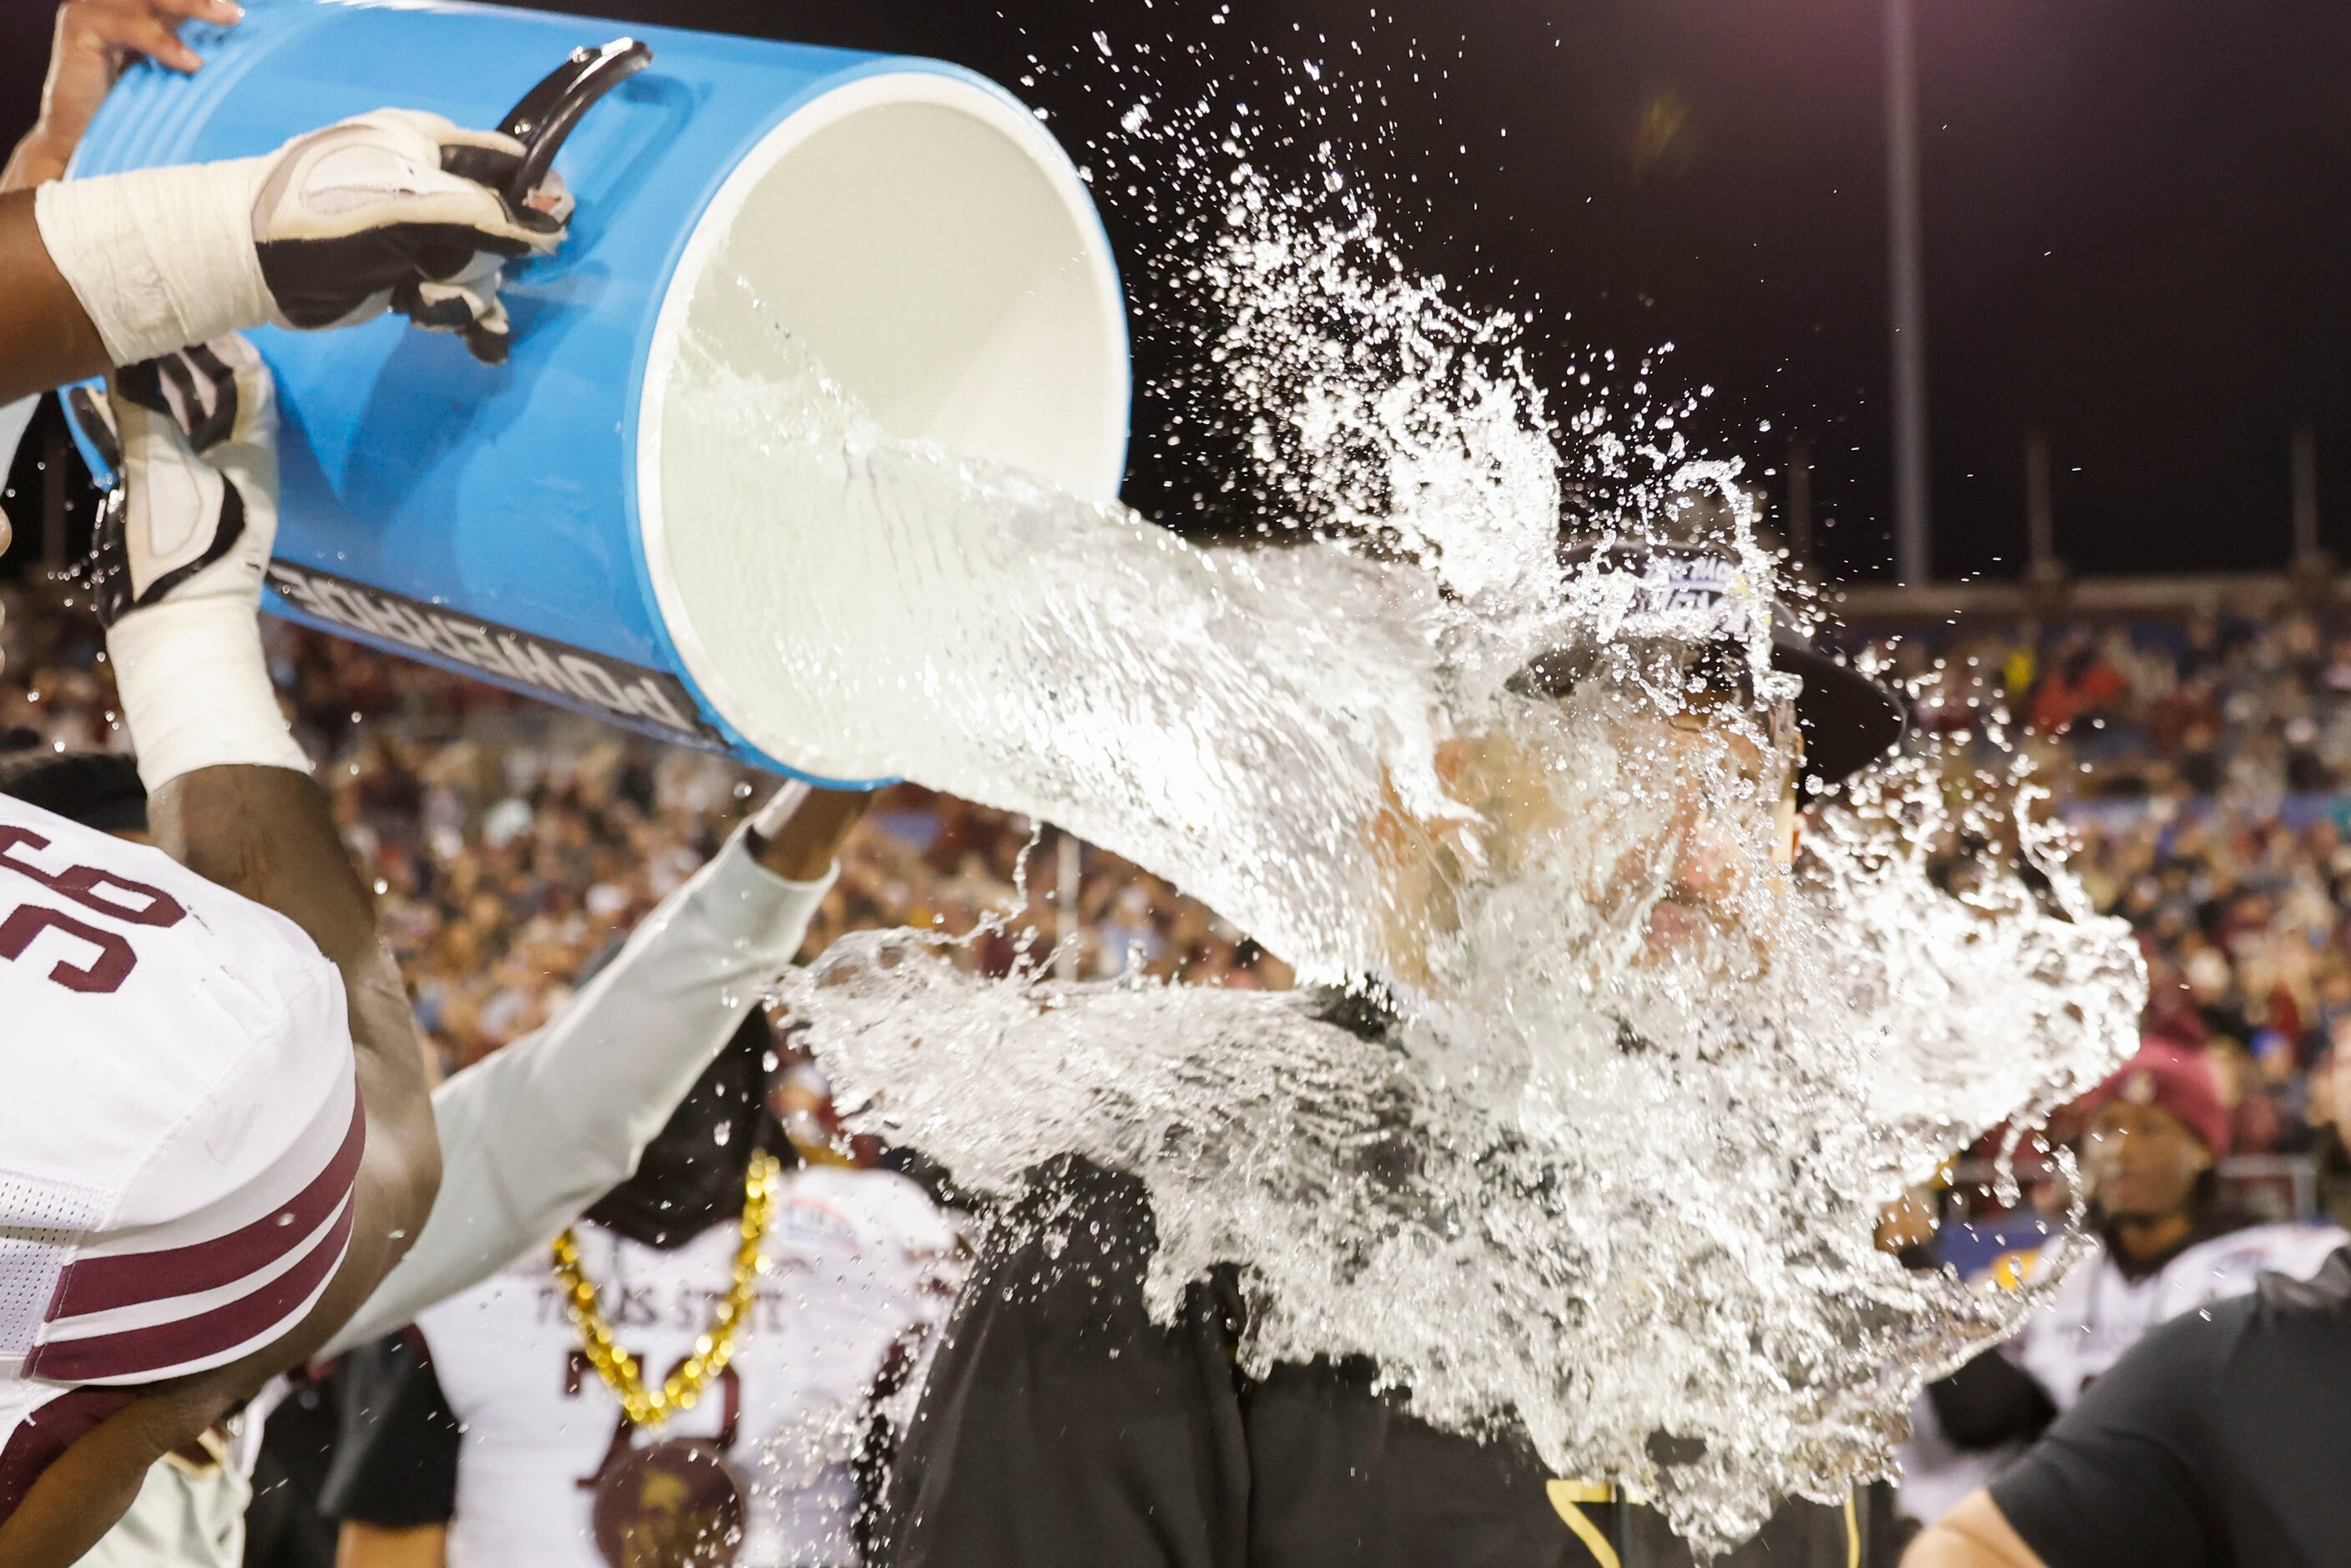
34;109;570;372
79;335;274;627
78;335;311;787
250;110;571;362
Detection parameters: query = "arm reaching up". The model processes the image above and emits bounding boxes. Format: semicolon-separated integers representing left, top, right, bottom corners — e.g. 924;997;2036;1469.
0;340;439;1563
0;103;565;402
323;782;873;1355
3;0;244;194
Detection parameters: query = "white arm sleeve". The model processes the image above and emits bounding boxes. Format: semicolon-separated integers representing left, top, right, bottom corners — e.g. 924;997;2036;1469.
0;397;33;482
0;395;32;559
323;822;833;1355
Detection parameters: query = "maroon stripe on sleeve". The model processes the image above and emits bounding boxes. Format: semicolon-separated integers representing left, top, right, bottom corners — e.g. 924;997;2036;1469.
24;1196;356;1384
0;1387;137;1521
46;1096;365;1323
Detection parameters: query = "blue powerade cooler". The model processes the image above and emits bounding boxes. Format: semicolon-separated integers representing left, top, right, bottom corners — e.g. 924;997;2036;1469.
67;0;1132;785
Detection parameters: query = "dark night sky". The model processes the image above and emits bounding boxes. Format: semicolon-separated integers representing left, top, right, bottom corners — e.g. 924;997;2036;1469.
6;0;2348;582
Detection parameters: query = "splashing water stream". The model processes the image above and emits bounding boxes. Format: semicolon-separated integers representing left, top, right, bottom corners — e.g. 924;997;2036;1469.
655;139;2142;1550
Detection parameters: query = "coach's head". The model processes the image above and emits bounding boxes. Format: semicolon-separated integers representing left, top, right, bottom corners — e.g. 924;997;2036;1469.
1510;540;1904;958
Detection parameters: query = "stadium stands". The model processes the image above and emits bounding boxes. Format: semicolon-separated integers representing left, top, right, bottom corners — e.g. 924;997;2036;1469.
1;576;2340;1219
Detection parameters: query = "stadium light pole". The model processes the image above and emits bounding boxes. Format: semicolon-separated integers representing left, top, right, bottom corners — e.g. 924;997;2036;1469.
2290;422;2326;574
1885;0;1933;585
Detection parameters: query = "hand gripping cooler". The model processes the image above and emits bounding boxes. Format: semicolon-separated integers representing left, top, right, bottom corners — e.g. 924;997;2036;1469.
66;0;1132;786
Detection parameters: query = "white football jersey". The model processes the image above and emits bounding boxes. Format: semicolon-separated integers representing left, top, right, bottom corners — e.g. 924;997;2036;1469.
0;792;361;1514
419;1164;962;1568
2017;1219;2350;1408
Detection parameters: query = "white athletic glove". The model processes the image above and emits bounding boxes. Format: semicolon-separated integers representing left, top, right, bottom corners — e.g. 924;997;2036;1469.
80;334;311;789
250;110;572;361
35;109;569;370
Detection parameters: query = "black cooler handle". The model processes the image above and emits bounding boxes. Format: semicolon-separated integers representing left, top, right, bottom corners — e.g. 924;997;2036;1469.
498;37;655;205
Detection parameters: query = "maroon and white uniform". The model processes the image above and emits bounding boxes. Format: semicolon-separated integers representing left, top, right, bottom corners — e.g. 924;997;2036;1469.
0;794;361;1508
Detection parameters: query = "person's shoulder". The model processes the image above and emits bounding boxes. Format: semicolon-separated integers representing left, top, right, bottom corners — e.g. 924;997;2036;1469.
0;790;326;972
2117;1245;2347;1382
2183;1246;2351;1421
2247;1242;2351;1322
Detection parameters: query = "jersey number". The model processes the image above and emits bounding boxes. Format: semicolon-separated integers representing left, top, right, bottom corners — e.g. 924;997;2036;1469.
0;826;188;994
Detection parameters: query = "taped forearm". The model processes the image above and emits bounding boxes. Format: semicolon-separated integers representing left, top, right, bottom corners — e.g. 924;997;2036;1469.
322;825;832;1355
109;599;312;789
34;161;273;369
99;334;310;790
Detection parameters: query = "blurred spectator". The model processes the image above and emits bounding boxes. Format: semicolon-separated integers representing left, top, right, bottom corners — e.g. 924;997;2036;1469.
1895;1038;2348;1535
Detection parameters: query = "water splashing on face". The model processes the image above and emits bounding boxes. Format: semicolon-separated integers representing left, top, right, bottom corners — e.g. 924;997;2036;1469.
658;118;2140;1555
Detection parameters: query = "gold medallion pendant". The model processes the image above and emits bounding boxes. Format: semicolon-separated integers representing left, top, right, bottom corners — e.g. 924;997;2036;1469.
555;1151;781;1568
589;1439;748;1568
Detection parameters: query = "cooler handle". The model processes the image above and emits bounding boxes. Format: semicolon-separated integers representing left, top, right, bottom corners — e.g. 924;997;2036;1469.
498;38;655;205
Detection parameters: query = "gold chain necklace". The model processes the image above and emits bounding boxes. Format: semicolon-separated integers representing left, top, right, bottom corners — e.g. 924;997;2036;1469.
552;1151;781;1429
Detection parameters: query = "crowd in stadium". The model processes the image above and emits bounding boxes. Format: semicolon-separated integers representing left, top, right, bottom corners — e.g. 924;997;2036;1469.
0;579;1293;1077
1;574;2345;1196
1875;602;2351;1210
12;550;2351;1565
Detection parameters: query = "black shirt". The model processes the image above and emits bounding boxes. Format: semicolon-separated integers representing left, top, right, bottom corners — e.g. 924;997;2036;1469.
1990;1244;2351;1568
319;1332;463;1530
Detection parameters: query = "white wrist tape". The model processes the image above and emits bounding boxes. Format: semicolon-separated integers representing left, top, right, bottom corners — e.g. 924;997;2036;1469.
34;160;274;369
107;596;311;793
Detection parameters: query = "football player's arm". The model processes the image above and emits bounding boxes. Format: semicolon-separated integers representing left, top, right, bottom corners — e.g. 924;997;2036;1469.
0;189;109;399
321;785;870;1356
81;336;440;1342
1901;1493;2047;1568
324;1330;458;1568
154;765;443;1328
337;1525;448;1568
3;97;563;404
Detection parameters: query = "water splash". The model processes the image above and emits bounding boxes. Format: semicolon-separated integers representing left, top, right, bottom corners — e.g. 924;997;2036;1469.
659;81;2142;1558
779;708;2134;1548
